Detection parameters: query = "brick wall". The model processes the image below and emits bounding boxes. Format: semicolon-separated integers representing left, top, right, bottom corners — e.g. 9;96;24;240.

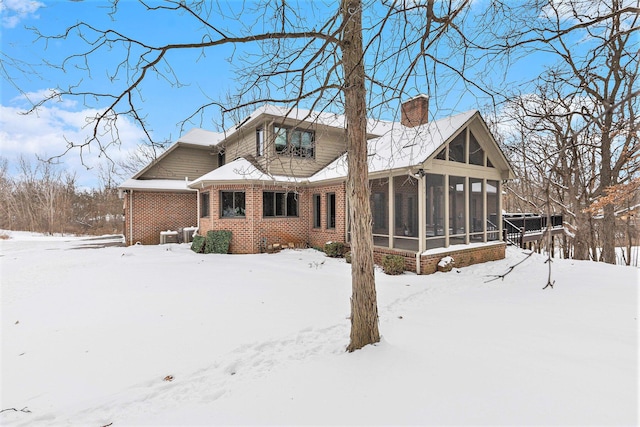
419;242;506;274
198;184;312;254
308;182;347;249
401;95;429;127
373;247;417;272
124;191;197;245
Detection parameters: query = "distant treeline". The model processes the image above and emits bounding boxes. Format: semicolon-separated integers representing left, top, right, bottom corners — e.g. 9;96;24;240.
0;157;123;236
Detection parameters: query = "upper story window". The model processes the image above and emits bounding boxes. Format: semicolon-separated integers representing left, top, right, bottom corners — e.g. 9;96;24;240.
469;131;485;166
448;131;466;163
434;127;490;167
274;126;315;158
256;128;264;157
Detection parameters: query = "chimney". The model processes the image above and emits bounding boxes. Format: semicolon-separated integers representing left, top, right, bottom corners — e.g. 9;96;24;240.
401;94;429;127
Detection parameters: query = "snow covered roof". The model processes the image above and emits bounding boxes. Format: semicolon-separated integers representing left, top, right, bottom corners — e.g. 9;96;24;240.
119;178;196;192
222;104;394;139
177;128;225;147
189;158;301;187
309;110;477;182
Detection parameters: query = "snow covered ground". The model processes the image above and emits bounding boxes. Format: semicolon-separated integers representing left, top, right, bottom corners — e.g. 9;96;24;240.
1;231;638;426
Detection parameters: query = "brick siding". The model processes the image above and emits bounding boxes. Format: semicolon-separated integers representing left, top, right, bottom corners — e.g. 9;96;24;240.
199;184;311;254
307;183;347;249
367;242;506;275
419;242;506;274
124;185;507;276
124;191;197;245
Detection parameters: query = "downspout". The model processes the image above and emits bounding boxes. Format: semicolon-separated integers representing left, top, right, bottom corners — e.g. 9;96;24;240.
416;172;425;275
196;186;201;232
251;183;255;253
129;190;134;246
197;180;205;232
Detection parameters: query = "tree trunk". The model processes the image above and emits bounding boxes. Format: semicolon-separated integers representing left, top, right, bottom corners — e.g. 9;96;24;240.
599;126;616;264
341;0;380;352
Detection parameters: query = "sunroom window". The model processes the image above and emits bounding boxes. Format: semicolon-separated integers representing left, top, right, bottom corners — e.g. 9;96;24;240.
469;132;485;166
449;131;466;163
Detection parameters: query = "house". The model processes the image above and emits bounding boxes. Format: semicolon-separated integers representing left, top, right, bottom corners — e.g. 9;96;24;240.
119;95;515;274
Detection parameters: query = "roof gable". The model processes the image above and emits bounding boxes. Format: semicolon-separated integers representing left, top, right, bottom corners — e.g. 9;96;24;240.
130;128;224;180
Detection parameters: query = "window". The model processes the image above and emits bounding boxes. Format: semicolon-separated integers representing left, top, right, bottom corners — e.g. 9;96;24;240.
313;194;321;228
327;192;336;229
469;132;485;166
487;180;500;241
449;176;466;244
426;174;445;249
274;126;315;158
218;150;226;166
449;131;466;163
263;191;298;217
256;128;264;157
469;178;484;239
220;191;245;217
200;192;210;218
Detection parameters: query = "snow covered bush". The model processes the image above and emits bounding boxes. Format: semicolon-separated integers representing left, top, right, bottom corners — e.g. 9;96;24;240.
204;230;232;254
191;234;206;253
381;254;405;275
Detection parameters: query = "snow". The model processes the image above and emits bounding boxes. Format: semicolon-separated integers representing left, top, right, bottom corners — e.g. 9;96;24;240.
309;110;479;183
225;105;394;140
119;178;195;192
437;255;454;268
1;231;638;426
177;128;225;147
189;158;300;187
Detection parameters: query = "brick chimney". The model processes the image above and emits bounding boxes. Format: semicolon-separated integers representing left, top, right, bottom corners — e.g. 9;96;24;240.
401;94;429;127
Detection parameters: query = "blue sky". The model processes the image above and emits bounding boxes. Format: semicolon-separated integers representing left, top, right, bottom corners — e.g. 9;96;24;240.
0;0;558;188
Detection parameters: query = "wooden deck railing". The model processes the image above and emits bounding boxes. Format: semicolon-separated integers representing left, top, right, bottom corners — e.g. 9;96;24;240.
503;214;564;248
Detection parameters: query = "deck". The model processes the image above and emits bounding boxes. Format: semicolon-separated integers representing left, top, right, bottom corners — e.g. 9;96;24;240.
502;214;565;248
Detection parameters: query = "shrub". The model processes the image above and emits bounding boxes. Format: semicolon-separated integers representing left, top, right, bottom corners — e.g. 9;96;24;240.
324;241;345;257
191;234;206;253
204;230;232;254
344;251;351;264
381;254;405;275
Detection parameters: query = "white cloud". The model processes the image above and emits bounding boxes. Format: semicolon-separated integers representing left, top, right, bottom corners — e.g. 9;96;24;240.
1;0;45;28
0;93;149;188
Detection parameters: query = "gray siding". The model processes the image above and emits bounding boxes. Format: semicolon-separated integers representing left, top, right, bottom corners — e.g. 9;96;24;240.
223;118;347;177
140;146;217;180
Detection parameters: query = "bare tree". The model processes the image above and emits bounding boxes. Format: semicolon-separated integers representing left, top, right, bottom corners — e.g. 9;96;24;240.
492;0;639;264
12;0;495;350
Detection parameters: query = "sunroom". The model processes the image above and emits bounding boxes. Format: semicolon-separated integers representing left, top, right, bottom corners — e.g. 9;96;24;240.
357;109;515;271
